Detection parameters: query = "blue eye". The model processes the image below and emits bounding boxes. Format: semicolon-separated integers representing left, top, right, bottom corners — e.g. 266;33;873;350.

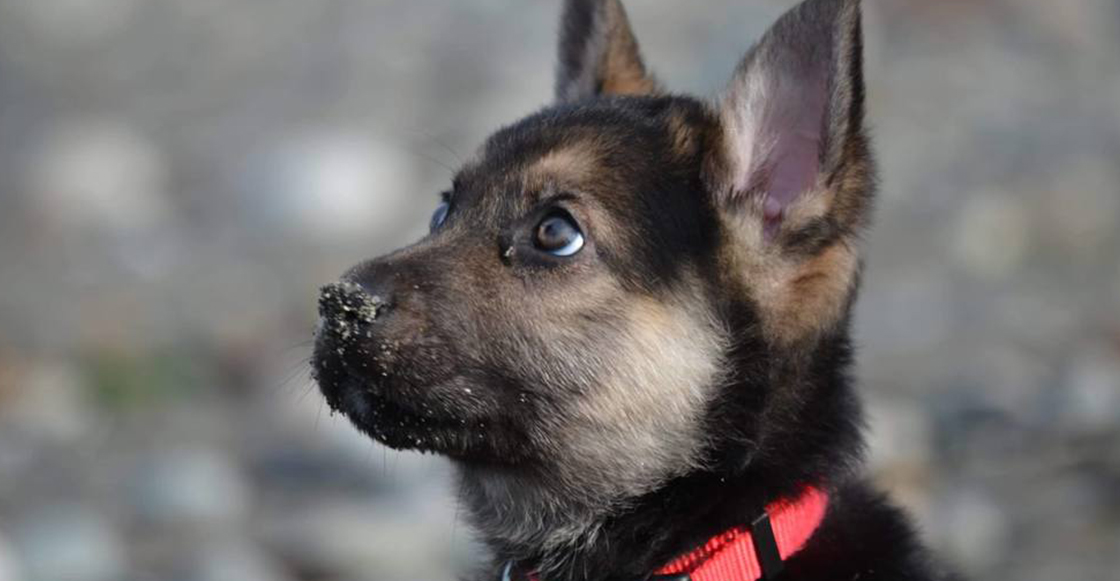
535;213;584;257
430;201;450;232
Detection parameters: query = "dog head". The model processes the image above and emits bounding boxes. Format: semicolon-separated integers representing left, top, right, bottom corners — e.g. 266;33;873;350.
313;0;871;554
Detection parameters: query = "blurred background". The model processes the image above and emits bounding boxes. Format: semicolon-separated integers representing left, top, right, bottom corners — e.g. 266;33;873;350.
0;0;1117;580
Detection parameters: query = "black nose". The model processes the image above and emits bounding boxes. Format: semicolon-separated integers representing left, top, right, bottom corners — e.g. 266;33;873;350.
317;281;387;327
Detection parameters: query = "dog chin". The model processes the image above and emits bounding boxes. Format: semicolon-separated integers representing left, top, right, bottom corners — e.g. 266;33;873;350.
317;373;524;464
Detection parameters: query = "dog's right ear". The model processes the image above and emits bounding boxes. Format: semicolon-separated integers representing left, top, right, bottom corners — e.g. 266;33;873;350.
705;0;872;346
555;0;659;103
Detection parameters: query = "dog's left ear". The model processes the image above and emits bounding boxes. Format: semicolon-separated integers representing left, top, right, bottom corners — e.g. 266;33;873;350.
706;0;873;344
555;0;659;102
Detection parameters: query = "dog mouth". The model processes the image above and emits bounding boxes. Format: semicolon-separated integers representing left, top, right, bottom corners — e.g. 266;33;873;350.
322;372;487;457
311;328;530;464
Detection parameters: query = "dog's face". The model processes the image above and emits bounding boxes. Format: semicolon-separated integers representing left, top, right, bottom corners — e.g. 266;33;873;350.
313;0;870;549
315;98;729;500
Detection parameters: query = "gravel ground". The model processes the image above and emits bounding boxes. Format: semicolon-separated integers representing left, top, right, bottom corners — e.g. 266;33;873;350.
0;1;1117;580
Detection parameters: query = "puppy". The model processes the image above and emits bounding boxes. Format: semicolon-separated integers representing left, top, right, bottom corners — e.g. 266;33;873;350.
312;0;953;579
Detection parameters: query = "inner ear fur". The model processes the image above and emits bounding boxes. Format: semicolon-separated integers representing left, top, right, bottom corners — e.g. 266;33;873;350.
555;0;660;102
705;0;873;345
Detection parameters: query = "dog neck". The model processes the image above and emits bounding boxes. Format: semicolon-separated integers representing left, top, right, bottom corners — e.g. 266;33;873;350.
459;326;864;581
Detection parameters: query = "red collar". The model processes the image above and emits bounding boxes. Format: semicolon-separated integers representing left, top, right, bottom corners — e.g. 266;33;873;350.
509;486;828;581
652;486;829;580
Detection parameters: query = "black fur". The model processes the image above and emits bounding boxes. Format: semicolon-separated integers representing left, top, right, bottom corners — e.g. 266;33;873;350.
311;1;956;580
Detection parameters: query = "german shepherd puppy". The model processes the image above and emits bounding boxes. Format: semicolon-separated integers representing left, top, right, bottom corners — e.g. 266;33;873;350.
313;0;950;579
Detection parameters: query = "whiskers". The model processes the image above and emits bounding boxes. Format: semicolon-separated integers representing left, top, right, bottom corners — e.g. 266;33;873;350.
403;128;465;174
265;334;315;393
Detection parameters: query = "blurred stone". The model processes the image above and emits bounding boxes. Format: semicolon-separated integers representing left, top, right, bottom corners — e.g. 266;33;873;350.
1113;264;1120;323
252;133;414;243
1039;155;1120;259
857;273;955;354
932;396;1029;469
1115;75;1120;134
130;447;250;529
1016;0;1119;57
0;359;92;442
1020;561;1101;581
4;0;140;47
866;398;933;469
961;342;1051;423
0;530;22;581
930;488;1010;574
865;397;935;526
177;540;292;581
950;189;1031;281
992;291;1082;353
262;500;468;581
1058;342;1120;433
24;120;170;234
12;505;126;581
0;2;1115;581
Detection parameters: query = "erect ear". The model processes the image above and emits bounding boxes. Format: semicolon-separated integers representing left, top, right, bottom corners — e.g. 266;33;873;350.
555;0;660;103
705;0;873;344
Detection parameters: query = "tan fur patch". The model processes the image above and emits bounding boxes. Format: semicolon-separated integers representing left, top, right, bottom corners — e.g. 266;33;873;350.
600;52;658;96
666;111;701;160
530;147;599;185
599;0;659;97
765;242;857;344
719;186;860;346
780;181;833;231
562;291;728;502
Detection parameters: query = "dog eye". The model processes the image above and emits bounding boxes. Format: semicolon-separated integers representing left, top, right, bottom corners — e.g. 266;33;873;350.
534;213;584;257
430;201;450;232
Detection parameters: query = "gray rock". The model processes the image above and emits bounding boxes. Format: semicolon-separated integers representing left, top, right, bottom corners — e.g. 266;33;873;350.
130;447;250;529
11;505;126;581
929;488;1010;574
0;360;92;443
248;133;414;244
0;2;1116;581
261;498;473;581
0;529;23;581
1059;342;1120;433
177;540;292;581
2;0;140;47
1036;155;1120;260
22;120;170;235
866;398;934;469
950;189;1031;281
